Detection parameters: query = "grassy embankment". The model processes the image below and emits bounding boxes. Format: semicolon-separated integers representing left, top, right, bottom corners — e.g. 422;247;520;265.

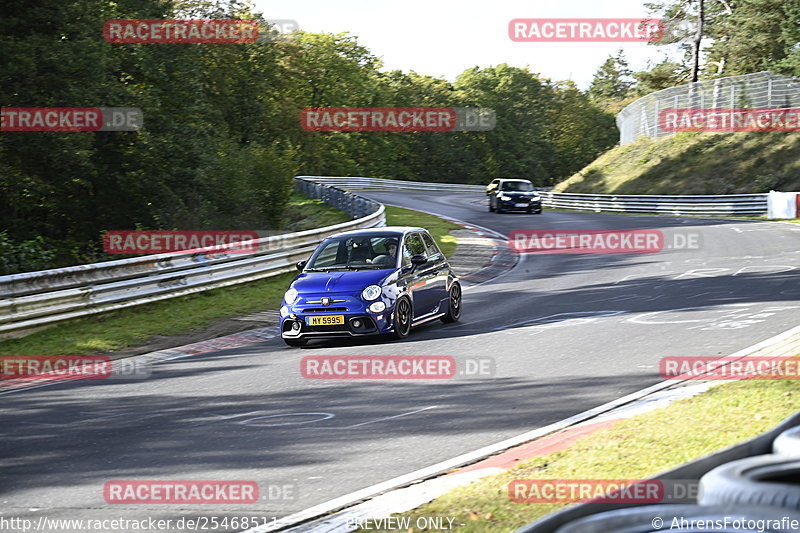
554;132;800;195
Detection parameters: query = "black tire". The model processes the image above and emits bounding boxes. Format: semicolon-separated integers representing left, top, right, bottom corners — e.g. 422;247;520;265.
553;504;800;533
440;283;462;323
391;297;413;339
496;202;504;214
774;426;800;456
283;338;308;347
698;455;800;511
488;198;494;212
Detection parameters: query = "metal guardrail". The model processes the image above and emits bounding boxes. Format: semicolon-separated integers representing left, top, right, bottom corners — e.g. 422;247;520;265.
299;176;768;216
298;176;487;193
0;179;385;339
539;192;768;216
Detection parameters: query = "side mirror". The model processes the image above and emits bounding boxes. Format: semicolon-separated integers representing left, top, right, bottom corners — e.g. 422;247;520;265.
296;260;307;271
411;254;427;266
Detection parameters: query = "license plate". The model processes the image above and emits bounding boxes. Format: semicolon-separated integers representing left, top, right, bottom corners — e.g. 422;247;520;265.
306;315;345;326
515;203;528;207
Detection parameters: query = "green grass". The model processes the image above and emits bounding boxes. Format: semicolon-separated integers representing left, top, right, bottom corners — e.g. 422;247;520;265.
554;132;800;195
0;272;297;356
283;191;352;230
384;205;462;257
367;373;800;532
0;203;464;356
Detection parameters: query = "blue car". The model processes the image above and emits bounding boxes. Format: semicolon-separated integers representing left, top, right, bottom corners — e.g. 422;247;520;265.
280;227;462;346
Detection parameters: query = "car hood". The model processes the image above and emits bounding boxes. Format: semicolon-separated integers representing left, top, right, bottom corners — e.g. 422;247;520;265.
292;269;396;294
500;191;539;196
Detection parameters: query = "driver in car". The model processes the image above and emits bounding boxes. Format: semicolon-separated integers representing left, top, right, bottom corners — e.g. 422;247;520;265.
387;239;398;263
372;239;398;267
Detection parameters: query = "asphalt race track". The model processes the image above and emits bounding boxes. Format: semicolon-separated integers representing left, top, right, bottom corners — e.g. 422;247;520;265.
2;192;799;530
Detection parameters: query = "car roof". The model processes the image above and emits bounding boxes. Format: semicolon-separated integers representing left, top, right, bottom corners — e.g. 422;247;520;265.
326;226;427;239
499;178;533;183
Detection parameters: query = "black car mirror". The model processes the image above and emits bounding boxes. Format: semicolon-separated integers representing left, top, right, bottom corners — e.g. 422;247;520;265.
296;260;307;271
411;254;427;266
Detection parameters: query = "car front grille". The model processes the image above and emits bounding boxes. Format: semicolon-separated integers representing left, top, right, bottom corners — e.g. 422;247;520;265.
302;307;348;313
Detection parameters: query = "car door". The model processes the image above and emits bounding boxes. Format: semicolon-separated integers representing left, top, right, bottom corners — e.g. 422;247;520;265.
400;232;438;317
420;231;449;312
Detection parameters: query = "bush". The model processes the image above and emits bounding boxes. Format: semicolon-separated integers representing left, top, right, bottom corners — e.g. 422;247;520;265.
0;232;57;275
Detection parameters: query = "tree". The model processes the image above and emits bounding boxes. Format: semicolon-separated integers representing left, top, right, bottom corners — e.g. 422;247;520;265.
706;0;800;76
454;65;556;183
645;0;734;80
588;51;635;107
634;59;689;95
549;82;618;180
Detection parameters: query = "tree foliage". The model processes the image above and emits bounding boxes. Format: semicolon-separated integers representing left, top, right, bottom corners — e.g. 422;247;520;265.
1;0;618;270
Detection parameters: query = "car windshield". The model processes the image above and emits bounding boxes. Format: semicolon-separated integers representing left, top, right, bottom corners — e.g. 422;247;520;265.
501;181;534;191
306;235;400;270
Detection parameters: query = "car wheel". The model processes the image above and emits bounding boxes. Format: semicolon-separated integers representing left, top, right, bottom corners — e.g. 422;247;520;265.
391;297;413;339
496;202;504;214
698;455;800;511
284;338;308;347
441;283;462;323
489;197;495;212
526;207;533;214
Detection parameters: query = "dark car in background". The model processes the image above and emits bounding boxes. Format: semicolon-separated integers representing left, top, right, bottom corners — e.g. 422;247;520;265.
486;178;542;214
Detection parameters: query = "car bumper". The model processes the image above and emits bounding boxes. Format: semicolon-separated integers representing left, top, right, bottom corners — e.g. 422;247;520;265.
281;309;395;339
499;199;542;211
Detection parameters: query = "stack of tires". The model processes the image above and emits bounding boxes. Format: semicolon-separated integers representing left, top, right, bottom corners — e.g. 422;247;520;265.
546;426;800;532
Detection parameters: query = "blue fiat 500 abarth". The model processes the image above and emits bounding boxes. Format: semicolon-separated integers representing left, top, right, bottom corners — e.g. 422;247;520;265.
280;227;462;346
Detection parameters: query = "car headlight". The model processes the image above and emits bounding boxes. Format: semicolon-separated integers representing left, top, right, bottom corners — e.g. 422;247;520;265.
280;305;290;317
284;288;298;305
362;285;382;301
499;195;511;201
531;195;541;201
368;301;386;313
